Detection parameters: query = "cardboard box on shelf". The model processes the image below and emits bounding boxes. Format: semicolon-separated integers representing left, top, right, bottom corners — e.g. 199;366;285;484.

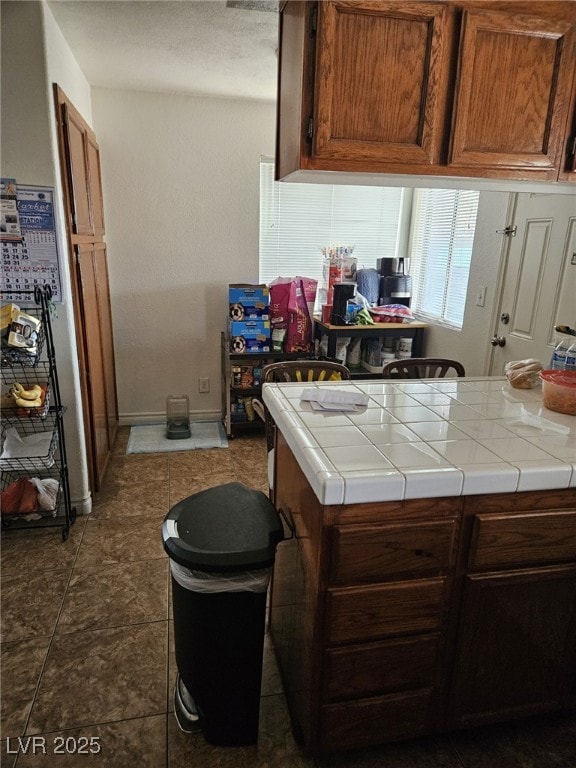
229;284;270;321
229;320;271;354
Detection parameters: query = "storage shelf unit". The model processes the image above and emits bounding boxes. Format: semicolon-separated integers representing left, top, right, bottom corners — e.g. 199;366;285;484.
314;320;427;376
1;286;76;541
220;332;312;438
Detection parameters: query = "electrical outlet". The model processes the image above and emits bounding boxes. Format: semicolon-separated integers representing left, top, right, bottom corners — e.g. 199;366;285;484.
198;377;210;393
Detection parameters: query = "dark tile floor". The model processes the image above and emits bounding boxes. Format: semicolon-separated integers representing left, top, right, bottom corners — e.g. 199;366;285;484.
1;428;575;767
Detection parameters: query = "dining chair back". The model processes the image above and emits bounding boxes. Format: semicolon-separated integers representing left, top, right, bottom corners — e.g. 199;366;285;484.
381;357;465;379
252;360;351;501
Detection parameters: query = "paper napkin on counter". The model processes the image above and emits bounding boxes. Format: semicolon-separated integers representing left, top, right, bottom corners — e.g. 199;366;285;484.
300;387;369;412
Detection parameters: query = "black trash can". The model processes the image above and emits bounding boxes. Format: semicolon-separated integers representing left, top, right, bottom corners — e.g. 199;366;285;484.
162;482;283;746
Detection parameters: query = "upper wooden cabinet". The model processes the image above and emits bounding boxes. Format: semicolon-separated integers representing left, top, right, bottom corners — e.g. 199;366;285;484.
449;7;576;178
313;2;452;166
276;1;576;183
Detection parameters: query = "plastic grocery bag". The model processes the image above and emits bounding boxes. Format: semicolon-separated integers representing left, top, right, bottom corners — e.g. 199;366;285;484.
504;359;543;389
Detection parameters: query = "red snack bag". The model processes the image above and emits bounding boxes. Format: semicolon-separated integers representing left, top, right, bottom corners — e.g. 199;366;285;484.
1;477;38;515
286;278;312;353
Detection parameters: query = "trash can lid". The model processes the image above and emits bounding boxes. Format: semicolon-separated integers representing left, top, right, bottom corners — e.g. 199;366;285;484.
161;482;283;572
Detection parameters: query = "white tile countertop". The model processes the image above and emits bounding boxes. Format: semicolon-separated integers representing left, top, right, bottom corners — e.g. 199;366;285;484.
262;377;576;505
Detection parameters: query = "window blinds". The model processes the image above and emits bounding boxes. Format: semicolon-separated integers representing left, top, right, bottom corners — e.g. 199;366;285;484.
259;160;405;284
409;189;479;329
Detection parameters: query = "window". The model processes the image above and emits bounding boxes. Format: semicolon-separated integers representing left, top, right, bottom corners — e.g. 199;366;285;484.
259;159;405;284
259;159;480;329
409;189;480;329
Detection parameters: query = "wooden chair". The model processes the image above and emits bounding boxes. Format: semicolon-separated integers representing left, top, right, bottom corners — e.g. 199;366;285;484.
381;357;465;379
252;360;351;501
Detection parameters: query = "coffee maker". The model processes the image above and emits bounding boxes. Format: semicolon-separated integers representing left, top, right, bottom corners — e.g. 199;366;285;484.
377;257;412;307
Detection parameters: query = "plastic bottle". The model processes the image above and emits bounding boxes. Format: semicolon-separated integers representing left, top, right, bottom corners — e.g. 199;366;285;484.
551;337;571;370
565;341;576;372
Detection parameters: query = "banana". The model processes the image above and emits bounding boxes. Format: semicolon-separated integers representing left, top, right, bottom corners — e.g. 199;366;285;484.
11;382;42;400
14;395;43;408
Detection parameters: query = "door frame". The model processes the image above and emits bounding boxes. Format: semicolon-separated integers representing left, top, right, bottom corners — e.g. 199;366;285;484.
486;193;519;375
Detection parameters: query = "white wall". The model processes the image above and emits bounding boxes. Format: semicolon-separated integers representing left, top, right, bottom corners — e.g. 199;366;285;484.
90;88;276;423
1;1;92;513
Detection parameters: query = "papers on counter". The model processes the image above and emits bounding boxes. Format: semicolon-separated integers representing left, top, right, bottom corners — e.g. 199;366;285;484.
300;387;369;412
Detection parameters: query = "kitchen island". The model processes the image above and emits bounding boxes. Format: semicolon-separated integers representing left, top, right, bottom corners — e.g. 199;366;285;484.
262;377;576;753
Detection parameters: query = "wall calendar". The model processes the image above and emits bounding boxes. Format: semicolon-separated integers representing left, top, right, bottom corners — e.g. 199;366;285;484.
1;181;63;303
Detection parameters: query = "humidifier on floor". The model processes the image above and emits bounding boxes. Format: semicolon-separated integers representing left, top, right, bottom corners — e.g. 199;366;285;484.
166;394;191;439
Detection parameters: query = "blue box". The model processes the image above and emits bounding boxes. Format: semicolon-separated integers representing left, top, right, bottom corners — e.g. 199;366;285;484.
229;320;271;354
229;284;270;321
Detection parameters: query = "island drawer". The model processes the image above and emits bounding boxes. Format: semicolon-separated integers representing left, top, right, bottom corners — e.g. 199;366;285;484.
330;520;457;585
469;510;576;570
319;688;433;751
326;578;446;645
323;635;438;702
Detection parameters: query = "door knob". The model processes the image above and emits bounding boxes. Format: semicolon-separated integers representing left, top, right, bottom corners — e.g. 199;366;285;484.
491;336;506;347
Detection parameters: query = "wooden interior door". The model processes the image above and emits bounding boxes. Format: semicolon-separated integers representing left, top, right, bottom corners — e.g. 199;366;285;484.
54;84;118;492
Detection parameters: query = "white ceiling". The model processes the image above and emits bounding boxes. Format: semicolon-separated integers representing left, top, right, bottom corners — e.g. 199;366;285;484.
46;0;279;101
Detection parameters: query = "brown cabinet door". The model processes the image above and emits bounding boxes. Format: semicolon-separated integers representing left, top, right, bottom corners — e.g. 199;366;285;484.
61;102;106;237
449;8;576;177
558;72;576;182
92;243;118;451
86;134;105;237
62;103;93;236
313;1;451;165
76;243;112;486
55;85;117;493
450;565;576;727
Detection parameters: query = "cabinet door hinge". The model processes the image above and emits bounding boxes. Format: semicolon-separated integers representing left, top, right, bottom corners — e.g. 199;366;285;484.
567;135;576;173
496;225;517;237
306;117;314;142
310;6;317;35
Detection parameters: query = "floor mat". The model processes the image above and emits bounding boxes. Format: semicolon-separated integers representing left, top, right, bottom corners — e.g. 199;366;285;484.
127;422;228;454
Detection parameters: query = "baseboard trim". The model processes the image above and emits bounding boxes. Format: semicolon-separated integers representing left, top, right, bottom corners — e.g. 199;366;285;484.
119;410;222;427
71;493;92;516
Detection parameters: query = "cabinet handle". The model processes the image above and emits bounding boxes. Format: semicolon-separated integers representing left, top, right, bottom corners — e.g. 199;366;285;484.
310;6;317;35
414;549;433;558
278;506;295;540
306;117;314;142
